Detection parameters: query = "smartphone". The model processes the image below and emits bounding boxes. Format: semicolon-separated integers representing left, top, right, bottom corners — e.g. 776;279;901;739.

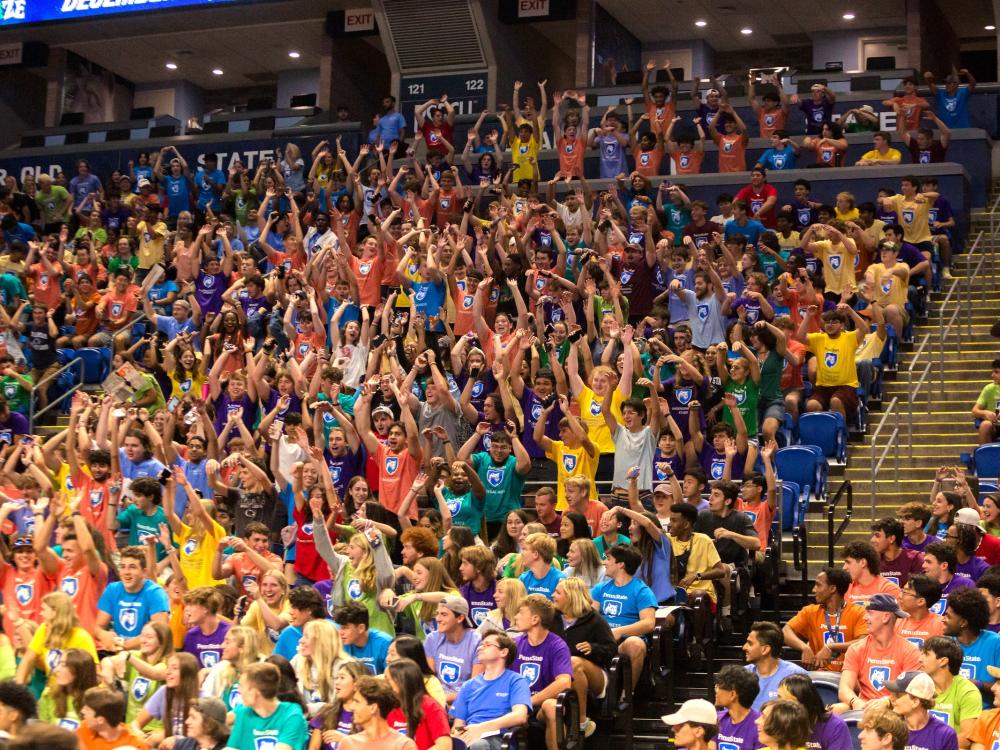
541;395;556;409
112;408;127;419
20;437;33;446
158;468;173;484
269;420;285;441
183;409;198;425
167;396;180;412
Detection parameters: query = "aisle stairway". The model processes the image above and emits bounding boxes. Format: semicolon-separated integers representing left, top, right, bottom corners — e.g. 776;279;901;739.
803;200;1000;566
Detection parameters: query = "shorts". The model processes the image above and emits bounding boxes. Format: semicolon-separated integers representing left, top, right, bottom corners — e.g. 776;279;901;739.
914;241;934;256
810;384;858;415
760;399;785;425
89;331;113;348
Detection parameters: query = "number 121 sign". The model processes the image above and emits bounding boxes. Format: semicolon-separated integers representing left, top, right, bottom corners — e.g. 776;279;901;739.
400;71;490;126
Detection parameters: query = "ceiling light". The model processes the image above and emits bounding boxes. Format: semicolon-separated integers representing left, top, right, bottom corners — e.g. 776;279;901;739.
165;62;177;70
212;68;224;76
842;12;855;19
288;51;300;58
695;19;707;26
740;27;753;34
987;24;997;30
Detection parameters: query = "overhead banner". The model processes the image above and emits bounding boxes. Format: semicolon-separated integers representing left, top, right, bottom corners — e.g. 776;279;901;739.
0;0;243;27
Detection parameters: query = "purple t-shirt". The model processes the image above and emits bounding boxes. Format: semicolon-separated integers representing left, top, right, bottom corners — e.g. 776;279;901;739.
956;555;990;583
663;376;708;443
513;630;573;696
461;580;497;628
314;579;335;617
309;708;353;750
520;386;562;459
699;440;746;482
213;392;256;437
903;534;934;553
183;620;231;669
323;448;364;499
424;628;481;695
195;270;228;315
652;449;685;483
806;714;853;750
716;708;762;750
931;575;977;615
799;98;833;134
904;716;958;750
264;389;302;419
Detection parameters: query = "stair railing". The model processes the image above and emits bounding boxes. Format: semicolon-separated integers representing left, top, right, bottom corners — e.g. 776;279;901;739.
961;230;988;342
28;357;85;434
905;333;934;453
826;479;853;567
869;396;900;518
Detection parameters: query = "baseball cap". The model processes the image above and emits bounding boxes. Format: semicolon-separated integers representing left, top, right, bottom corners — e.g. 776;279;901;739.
662;699;718;727
371;405;394;419
653;483;674;496
955;507;984;531
859;104;875;114
192;697;227;724
810;83;825;91
438;594;473;627
866;593;907;617
11;536;31;550
884;671;935;700
137;178;151;188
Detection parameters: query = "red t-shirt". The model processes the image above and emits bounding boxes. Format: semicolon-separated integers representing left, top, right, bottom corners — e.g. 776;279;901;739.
735;184;779;228
421;121;455;156
386;695;451;750
292;505;331;583
74;469;117;553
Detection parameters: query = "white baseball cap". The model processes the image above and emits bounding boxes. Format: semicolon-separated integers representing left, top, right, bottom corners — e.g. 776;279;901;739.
662;699;718;727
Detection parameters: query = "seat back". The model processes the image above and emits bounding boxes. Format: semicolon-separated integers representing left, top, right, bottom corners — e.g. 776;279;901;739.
974;444;1000;481
780;480;802;531
78;347;111;384
798;412;847;462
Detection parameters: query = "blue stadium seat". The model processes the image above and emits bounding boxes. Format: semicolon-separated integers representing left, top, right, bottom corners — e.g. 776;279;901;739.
974;443;1000;481
842;711;864;750
775;445;828;504
77;348;112;384
780;480;803;531
808;671;841;707
979;482;998;504
882;323;898;372
798;412;848;463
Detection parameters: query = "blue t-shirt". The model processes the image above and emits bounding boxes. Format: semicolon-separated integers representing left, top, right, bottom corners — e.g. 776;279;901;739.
3;222;35;245
410;279;447;332
374;111;407;144
272;625;303;661
746;660;807;711
519;566;565;598
590;577;658;630
935;87;971;129
162;174;191;216
452;669;533;726
148;280;179;315
97;579;171;639
959;629;1000;685
724;218;766;248
194;168;226;211
344;628;393;675
757;148;797;171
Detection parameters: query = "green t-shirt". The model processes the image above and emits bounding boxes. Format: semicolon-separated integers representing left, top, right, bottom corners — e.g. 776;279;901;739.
443;487;485;535
471;452;526;523
131;372;166;416
230;188;258;226
37;690;82;731
74;227;107;247
117;504;169;557
758;350;784;404
35;186;71;225
0;373;31;414
229;700;308;750
592;295;630;326
933;674;982;732
108;254;140;275
340;560;395;637
723;377;760;435
977;383;1000;412
124;656;163;725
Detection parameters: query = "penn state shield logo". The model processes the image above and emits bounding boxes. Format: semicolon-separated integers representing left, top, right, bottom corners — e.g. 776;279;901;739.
919;152;930;164
330;466;342;484
440;198;451;210
589;399;602;416
359;263;371;275
798;209;811;226
719;743;739;750
531;402;543;421
822;150;832;162
602;600;621;618
47;649;62;672
489;287;500;303
751;200;763;214
487;468;504;487
723;141;733;153
111;302;123;318
201;650;220;668
868;666;890;692
180;379;192;392
472;381;485;398
945;98;957;112
881;281;892;294
902;209;915;225
61;577;78;597
254;738;277;750
472;607;488;625
15;583;32;606
829;255;841;270
119;607;139;632
676;388;693;406
603;142;616;158
183;539;197;556
2;385;15;399
929;710;950;725
462;294;474;310
680;155;690;169
764;114;775;126
520;662;541;686
302;524;314;536
439;659;461;685
906;637;924;648
960;664;976;680
563;454;578;473
132;677;151;701
621;269;634;285
58;719;79;731
446;499;462;516
89;489;103;507
415;286;428;302
385;456;399;475
773;154;785;169
347;578;363;600
697;304;710;321
812;110;823;122
711;459;725;480
203;275;214;288
564;143;575;154
734;389;747;405
229;686;243;707
824;352;838;369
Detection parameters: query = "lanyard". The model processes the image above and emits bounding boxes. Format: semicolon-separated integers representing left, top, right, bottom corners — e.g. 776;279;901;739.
823;605;845;637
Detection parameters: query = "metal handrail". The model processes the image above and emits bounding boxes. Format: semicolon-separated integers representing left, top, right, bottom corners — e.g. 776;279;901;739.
826;479;853;567
28;357;85;433
869;397;900;516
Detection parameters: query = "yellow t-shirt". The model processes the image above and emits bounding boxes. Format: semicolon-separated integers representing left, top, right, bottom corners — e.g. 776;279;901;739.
577;387;624;455
240;599;291;654
861;148;902;164
856;330;887;362
777;230;801;251
511;135;540;182
29;625;98;675
884;194;931;244
136;220;167;269
177;518;226;589
807;331;860;388
812;239;857;295
835;208;860;223
545;439;598;511
866;262;909;308
168;368;206;401
670;532;721;602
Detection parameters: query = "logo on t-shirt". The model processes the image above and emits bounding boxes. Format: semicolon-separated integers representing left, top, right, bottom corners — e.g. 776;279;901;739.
765;114;776;127
772;154;786;169
385;456;399;475
824;352;838;369
111;302;124;318
438;657;462;685
711;459;725;480
697;304;709;321
960;664;977;680
868;666;890;692
119;606;139;632
930;597;948;615
603;142;617;158
253;737;278;750
183;539;197;556
201;650;220;668
602;599;622;618
902;209;915;225
132;677;151;700
823;630;845;645
531;402;543;421
563;454;577;473
15;583;32;606
680;155;690;169
929;709;950;725
347;578;363;600
61;577;78;597
519;662;541;686
47;648;62;672
829;255;842;270
723;141;734;154
675;388;693;406
487;468;505;487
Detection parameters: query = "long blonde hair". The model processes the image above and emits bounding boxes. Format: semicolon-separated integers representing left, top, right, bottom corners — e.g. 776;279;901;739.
293;620;351;703
568;539;604;588
220;626;261;687
42;592;80;650
413;557;458;622
349;533;378;594
140;621;175;665
555;577;595;619
494;577;527;625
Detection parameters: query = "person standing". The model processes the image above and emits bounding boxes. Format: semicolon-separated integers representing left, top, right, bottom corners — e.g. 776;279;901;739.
925;69;976;129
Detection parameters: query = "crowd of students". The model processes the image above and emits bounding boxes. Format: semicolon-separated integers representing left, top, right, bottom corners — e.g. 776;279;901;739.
0;62;982;750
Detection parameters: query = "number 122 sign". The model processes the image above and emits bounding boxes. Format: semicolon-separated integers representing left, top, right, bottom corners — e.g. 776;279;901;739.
400;71;490;126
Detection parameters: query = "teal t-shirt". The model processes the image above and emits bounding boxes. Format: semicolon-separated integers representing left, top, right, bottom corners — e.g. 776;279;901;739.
228;697;309;750
443;487;485;535
117;504;169;558
471;452;526;523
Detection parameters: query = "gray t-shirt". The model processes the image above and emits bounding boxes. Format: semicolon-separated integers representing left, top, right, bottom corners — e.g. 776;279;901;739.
417;401;462;459
424;627;482;695
612;424;656;491
679;288;726;349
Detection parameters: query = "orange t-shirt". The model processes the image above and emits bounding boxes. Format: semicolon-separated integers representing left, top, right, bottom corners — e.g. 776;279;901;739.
842;634;921;700
77;723;149;750
895;611;945;649
633;146;664;178
645;101;676;128
846;575;902;608
376;443;420;517
671;150;704;175
74;469;117;552
48;559;109;632
293;331;326;362
757;108;787;139
890;95;929;132
969;708;1000;750
736;499;775;551
29;262;63;309
785;602;869;672
433;189;462;228
452;278;475;336
0;564;50;639
715;134;747;173
349;253;383;308
101;287;139;331
230;550;283;597
380;237;400;287
557;136;587;178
